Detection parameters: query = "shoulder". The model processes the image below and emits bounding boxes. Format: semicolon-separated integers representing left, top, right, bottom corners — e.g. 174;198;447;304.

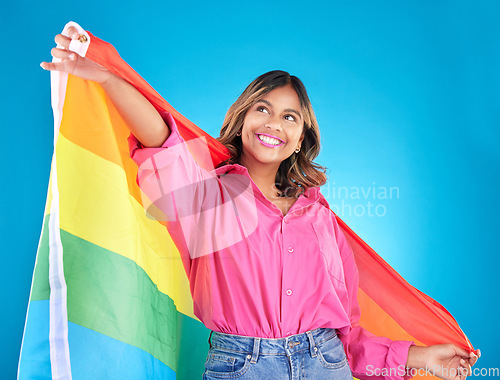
214;162;248;177
303;186;331;211
211;163;255;196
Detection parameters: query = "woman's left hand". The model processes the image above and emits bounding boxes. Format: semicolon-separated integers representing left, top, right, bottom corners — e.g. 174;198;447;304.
420;344;480;380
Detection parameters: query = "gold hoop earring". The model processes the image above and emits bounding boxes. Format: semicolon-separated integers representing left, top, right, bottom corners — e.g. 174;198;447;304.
236;131;241;136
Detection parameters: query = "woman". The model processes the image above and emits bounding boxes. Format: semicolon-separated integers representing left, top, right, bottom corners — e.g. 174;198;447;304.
41;26;480;379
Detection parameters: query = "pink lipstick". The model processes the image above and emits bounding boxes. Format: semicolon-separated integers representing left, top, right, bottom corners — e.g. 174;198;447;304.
256;133;285;148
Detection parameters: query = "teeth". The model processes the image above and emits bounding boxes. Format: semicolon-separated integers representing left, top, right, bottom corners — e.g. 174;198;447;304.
258;134;281;145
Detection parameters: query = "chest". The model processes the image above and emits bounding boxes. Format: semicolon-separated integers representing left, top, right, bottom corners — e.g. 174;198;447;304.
271;196;298;216
228;211;347;288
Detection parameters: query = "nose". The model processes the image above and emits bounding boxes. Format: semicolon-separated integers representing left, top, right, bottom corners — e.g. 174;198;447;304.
265;113;282;132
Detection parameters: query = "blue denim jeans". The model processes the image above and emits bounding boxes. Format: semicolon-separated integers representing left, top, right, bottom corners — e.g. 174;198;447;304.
202;328;353;379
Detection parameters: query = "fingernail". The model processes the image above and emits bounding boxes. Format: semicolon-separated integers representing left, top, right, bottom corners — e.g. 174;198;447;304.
69;53;75;60
72;32;79;39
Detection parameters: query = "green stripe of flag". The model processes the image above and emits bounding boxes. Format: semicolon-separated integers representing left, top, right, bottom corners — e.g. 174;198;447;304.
30;215;210;375
30;214;50;301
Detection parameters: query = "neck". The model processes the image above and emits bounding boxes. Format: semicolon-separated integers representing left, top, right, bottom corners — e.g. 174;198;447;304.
240;157;282;201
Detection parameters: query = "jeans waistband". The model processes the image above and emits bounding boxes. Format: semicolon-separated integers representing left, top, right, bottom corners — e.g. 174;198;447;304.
208;328;338;364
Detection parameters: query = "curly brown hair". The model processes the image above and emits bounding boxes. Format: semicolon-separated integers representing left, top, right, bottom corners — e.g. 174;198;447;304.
216;70;327;199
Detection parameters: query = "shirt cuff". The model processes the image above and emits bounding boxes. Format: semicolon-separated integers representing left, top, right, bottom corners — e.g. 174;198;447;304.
387;340;416;380
128;110;184;167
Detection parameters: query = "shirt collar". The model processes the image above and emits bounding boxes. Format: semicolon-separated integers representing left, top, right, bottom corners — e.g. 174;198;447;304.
214;163;330;210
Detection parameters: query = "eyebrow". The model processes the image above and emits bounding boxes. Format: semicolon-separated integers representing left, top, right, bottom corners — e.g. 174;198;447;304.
255;99;302;119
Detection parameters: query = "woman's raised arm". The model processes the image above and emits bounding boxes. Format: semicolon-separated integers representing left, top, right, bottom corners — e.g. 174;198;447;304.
41;25;170;148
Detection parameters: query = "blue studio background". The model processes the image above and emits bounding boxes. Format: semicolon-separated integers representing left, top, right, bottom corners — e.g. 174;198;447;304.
1;0;498;378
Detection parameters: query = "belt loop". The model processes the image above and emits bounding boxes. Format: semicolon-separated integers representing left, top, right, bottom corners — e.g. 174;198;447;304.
250;337;261;364
208;331;213;349
306;330;317;358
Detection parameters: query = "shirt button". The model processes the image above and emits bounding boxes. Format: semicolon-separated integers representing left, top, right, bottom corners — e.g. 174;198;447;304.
288;246;294;253
283;218;289;224
286;332;291;336
286;289;293;296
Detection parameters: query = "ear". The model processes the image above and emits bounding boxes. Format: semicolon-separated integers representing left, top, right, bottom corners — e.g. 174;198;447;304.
298;129;305;146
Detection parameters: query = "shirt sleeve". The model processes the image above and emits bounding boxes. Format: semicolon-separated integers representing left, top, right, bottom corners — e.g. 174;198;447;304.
127;110;222;274
333;216;416;380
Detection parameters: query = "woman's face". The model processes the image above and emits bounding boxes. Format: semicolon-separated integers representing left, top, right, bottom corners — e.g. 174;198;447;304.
239;84;305;172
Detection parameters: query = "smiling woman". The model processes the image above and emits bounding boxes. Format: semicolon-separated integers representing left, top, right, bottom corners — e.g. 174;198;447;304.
22;21;479;380
217;70;328;202
239;85;307;202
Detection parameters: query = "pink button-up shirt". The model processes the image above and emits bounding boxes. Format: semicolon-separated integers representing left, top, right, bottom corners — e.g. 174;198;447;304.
129;111;414;379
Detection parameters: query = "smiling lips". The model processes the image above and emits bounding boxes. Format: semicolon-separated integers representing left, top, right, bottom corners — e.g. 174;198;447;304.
256;133;285;148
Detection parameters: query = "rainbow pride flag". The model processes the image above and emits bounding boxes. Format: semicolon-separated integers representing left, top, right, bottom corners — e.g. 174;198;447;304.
18;22;474;379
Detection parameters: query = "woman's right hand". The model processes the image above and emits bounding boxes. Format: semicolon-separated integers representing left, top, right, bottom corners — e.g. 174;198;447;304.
41;25;170;147
41;25;111;84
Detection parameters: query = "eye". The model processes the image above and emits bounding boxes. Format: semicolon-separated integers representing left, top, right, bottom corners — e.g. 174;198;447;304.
284;114;297;122
256;106;269;113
